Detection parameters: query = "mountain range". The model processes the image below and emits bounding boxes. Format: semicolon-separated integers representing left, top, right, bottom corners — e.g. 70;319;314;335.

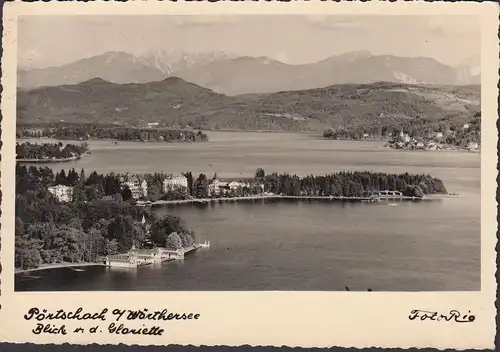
18;50;481;96
17;77;481;132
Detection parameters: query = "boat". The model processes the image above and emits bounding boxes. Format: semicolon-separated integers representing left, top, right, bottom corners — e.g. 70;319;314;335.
198;240;211;248
70;268;85;272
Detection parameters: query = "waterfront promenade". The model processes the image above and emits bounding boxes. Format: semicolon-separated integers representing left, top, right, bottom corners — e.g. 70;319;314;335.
148;194;431;207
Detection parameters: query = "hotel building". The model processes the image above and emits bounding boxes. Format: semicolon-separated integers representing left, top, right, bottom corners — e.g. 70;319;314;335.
48;185;74;203
162;174;188;192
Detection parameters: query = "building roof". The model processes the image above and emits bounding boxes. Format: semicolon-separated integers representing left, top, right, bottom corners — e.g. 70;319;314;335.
164;174;187;180
49;184;73;189
130;248;160;255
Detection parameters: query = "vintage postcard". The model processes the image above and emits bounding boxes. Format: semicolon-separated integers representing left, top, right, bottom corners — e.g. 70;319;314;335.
0;1;498;349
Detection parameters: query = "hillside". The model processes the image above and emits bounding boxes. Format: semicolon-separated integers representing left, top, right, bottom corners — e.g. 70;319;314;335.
17;77;227;125
17;78;481;132
18;50;480;95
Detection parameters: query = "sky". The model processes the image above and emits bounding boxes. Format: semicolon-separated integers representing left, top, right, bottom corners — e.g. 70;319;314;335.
18;15;481;70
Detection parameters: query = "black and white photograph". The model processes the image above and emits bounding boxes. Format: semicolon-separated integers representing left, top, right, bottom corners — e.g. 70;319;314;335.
13;14;482;293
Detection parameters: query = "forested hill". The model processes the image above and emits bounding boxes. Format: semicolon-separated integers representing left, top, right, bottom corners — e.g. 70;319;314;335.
17;77;480;132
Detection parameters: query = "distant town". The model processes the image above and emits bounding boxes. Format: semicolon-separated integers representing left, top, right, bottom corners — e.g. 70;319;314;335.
323;111;481;152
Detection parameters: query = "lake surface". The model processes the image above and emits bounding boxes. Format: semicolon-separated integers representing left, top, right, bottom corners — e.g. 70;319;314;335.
16;131;481;291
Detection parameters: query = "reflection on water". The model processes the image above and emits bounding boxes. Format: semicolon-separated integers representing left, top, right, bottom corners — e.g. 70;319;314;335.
16;196;480;291
16;132;480;291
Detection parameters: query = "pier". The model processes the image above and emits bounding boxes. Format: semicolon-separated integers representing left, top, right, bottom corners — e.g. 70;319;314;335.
104;241;211;268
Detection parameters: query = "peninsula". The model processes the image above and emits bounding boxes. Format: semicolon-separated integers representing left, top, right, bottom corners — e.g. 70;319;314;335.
16;141;90;162
17;123;209;143
15;164;448;271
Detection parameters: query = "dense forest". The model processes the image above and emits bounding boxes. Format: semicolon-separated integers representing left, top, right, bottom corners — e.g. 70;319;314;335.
323;111;481;149
15;165;194;270
16;142;89;160
17;123;209;142
260;171;446;198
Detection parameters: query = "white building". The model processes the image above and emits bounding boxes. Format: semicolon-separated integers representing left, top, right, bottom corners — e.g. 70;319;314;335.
208;179;228;196
436;132;444;138
463;123;470;130
466;141;479;150
228;181;250;190
162;174;188;192
120;175;148;200
416;141;425;149
48;185;74;203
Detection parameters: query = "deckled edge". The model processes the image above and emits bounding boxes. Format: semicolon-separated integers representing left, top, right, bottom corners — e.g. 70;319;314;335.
0;1;497;352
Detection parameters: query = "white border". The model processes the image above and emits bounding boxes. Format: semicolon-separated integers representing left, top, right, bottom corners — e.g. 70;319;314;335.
1;2;498;348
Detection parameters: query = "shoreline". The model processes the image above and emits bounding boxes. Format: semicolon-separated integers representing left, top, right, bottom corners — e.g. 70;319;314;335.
384;146;480;153
148;194;443;207
16;156;82;163
15;262;105;274
18;138;208;144
17;244;208;274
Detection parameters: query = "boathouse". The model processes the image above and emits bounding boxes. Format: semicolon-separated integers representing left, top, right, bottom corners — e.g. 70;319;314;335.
104;245;187;267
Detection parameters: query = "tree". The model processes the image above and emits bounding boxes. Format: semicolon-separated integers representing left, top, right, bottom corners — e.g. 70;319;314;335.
184;172;194;196
121;185;133;202
147;182;162;202
165;232;183;249
80;169;86;184
72;185;86;203
402;185;424;197
255;168;265;179
162;186;188;201
107;215;137;252
55;169;67;185
179;231;194;248
105;239;119;256
194;174;209;199
85;184;104;201
15;235;42;269
50;225;85;262
150;215;188;247
67;168;79;186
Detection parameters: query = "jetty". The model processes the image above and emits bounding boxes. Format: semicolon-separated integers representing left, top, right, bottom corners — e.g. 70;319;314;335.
104;241;211;268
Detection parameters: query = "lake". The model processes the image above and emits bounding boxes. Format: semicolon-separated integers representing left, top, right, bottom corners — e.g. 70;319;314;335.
15;131;481;291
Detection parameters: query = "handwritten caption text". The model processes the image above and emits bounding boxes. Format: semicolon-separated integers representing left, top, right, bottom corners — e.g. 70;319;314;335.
408;309;475;323
24;307;201;336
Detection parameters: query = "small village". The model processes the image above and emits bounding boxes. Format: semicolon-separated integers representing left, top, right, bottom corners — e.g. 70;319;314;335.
385;125;479;151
